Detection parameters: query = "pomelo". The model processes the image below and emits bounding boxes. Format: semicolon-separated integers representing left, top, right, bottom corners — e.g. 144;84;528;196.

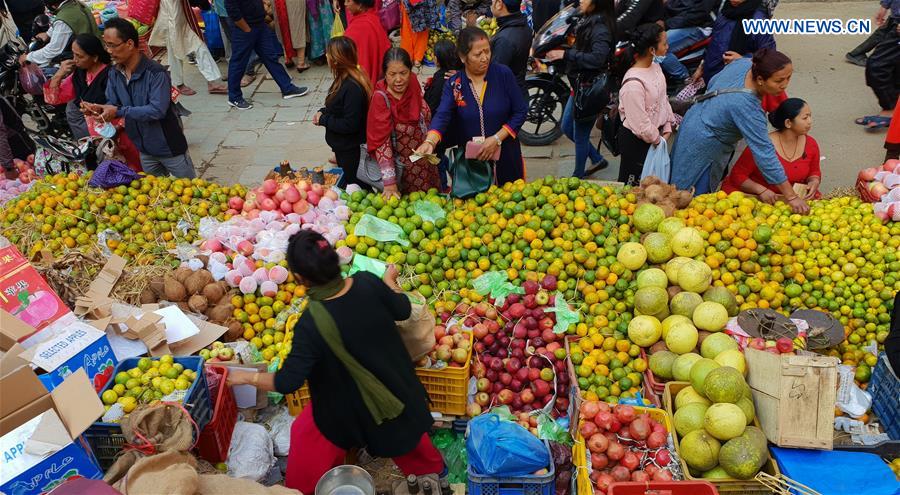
644;232;673;264
662;315;691;339
617;242;648;271
693;301;729;332
665;256;693;285
700;333;739;359
736;396;755;425
634;203;666;233
674;402;709;438
704;403;747;440
714;349;747;375
702;467;731;480
649;350;678;380
635;287;669;316
690;358;721;397
673;352;703;381
628;315;662;347
658;217;686;237
675;385;712;410
719;435;766;479
678;260;712;293
680;430;721;471
665;322;699;354
703;286;739;317
637;268;669;290
671;227;704;258
670;291;703;317
703;366;746;404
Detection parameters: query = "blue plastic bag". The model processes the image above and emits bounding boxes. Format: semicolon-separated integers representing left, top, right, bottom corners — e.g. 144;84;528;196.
466;413;551;477
641;139;670;183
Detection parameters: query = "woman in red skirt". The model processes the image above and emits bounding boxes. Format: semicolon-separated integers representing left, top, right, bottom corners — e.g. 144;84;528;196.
226;230;444;494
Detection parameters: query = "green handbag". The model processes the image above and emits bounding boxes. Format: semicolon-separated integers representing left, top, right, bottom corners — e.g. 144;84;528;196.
448;147;495;199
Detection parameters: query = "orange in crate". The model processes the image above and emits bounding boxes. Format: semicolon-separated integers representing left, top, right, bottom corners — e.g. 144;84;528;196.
415;331;473;416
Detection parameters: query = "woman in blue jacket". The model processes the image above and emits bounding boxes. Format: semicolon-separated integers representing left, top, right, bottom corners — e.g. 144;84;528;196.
701;0;774;85
415;27;528;185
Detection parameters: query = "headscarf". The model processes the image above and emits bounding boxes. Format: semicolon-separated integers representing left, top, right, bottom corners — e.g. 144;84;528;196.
721;0;763;55
367;73;425;151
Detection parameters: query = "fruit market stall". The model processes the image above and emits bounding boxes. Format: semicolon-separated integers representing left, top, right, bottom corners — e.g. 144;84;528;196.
0;166;899;495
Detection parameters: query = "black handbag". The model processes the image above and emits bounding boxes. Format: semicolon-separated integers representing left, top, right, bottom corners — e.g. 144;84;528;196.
573;73;610;122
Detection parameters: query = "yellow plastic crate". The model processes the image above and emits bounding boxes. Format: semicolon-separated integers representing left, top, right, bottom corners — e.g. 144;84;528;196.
662;381;782;494
415;332;473;416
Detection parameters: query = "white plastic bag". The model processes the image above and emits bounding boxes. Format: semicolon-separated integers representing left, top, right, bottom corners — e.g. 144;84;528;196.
641;139;670;183
227;422;275;481
267;408;294;457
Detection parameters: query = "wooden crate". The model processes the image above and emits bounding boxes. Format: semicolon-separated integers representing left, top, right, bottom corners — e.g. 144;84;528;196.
744;348;838;450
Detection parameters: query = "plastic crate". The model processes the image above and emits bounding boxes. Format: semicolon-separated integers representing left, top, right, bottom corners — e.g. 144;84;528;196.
857;177;879;202
286;383;312;416
415;331;472;416
869;354;900;440
197;365;237;463
469;440;556;495
84;356;212;471
608;481;719;495
662;382;781;494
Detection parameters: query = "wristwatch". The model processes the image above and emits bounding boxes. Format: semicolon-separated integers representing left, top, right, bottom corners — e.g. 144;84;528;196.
493;135;502;147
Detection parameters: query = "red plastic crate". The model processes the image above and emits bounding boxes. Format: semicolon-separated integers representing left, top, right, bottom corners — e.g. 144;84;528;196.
608;481;719;495
197;365;237;463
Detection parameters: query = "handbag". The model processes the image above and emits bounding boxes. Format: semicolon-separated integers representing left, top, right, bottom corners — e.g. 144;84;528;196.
599;77;642;156
449;147;494;199
380;0;401;31
357;92;399;191
573;73;610;122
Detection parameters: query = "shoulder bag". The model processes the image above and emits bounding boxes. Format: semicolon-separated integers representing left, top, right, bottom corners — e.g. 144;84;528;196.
449;81;496;198
574;72;611;122
673;87;756;115
357;91;402;191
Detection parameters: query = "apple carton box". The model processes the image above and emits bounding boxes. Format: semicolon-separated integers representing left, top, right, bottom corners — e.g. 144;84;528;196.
1;311;119;393
0;244;72;338
0;366;105;495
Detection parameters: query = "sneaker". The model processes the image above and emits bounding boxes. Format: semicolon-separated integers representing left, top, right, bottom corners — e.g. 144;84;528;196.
282;86;309;99
845;52;867;67
228;99;253;110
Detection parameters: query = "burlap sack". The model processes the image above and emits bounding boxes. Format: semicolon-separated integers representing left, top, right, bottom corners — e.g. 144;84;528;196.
396;292;436;361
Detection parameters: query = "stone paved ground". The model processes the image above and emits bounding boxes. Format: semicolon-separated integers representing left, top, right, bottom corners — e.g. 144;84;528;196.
179;1;886;191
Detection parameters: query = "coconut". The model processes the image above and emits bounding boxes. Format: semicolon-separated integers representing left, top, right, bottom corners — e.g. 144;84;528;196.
140;288;157;304
225;319;243;341
185;270;213;296
188;294;209;313
164;277;187;302
173;266;193;284
207;301;233;323
202;283;226;304
149;277;165;297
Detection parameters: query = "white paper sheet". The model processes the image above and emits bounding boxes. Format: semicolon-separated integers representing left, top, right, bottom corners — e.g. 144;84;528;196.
151;306;199;344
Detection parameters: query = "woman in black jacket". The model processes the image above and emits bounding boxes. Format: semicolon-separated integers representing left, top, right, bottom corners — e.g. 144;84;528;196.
546;0;615;178
314;36;372;188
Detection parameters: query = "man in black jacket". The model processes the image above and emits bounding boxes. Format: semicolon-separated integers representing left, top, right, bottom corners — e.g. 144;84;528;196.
656;0;716;81
616;0;664;39
490;0;531;99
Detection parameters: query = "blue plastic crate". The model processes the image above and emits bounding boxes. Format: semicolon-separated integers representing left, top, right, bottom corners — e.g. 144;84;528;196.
83;356;212;470
468;440;556;495
870;354;900;440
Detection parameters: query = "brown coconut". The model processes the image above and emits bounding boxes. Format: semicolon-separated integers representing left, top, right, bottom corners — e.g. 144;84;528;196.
176;301;192;313
149;277;165;297
188;294;209;313
202;283;225;304
225;319;243;341
207;301;233;324
163;277;187;302
173;267;193;284
140;288;157;304
185;270;213;296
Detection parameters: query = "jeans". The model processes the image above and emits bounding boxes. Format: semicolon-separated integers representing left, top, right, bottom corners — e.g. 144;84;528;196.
223;17;260;75
656;27;706;80
140;152;197;178
228;23;298;102
561;97;604;177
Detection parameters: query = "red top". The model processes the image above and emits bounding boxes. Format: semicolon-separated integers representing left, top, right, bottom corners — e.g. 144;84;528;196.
887;95;900;146
762;91;787;113
722;134;821;196
345;9;390;85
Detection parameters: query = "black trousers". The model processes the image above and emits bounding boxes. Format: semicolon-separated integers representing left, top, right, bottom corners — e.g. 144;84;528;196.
849;23;890;57
865;20;900;111
616;126;651;186
334;146;363;189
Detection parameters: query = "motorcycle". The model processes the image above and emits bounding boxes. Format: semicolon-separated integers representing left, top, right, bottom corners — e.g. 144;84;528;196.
521;6;710;146
0;41;83;162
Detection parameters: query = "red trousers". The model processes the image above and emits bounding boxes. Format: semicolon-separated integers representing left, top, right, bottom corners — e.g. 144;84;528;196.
285;404;445;494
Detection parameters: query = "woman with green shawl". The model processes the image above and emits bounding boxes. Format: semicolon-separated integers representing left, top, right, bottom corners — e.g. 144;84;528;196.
307;0;336;60
226;230;444;493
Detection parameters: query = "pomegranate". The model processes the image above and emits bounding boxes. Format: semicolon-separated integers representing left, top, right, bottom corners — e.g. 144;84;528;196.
606;441;625;461
610;466;630;482
654;449;671;466
580;421;599;440
614;405;636;424
647;431;666;449
628;416;651;440
586;433;609;453
590;453;608;470
620;451;640;471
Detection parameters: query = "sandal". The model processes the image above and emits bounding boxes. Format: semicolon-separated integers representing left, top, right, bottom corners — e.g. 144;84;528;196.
208;85;228;95
296;64;311;74
177;85;197;96
241;74;256;87
864;116;892;130
855;115;883;125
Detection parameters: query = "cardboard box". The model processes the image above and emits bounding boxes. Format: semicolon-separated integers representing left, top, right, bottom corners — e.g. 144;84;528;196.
0;367;105;495
745;347;839;450
2;318;118;393
0;245;72;336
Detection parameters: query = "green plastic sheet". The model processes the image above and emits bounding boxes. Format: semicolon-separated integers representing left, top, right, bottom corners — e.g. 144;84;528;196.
431;429;468;483
548;292;580;334
353;214;409;246
472;271;524;307
536;412;573;445
347;254;387;278
413;200;446;223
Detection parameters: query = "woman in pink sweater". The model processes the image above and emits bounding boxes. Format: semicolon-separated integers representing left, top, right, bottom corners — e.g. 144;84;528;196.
616;23;676;185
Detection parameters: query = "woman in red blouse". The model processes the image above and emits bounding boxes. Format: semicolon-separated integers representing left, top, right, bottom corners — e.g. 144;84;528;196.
722;98;821;201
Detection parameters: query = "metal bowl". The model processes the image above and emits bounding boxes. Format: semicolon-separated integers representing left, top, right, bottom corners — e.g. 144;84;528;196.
315;465;375;495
